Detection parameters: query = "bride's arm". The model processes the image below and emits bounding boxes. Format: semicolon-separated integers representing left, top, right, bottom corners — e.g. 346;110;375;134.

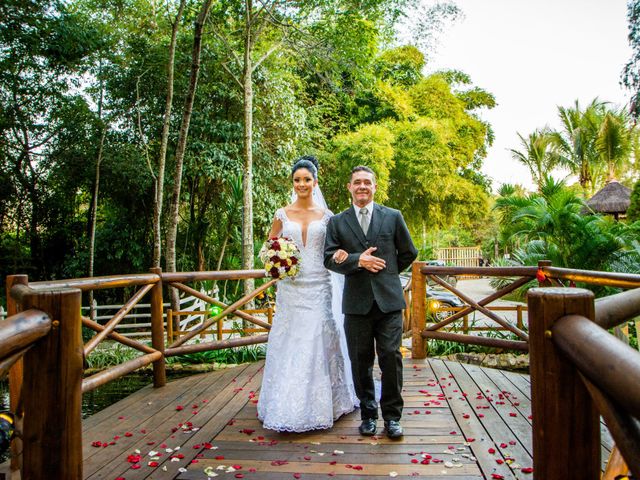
267;218;283;238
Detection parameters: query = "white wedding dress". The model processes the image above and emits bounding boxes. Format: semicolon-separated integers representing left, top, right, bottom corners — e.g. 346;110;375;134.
257;208;357;432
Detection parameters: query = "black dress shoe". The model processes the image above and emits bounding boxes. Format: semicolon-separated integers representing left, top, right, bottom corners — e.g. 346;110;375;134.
358;418;377;436
384;420;403;439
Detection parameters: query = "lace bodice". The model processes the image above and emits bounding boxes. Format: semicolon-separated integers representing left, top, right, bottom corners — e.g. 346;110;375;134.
275;208;332;279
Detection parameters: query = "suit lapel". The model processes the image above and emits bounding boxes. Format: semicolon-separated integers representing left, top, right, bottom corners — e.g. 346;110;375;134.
345;206;368;248
366;203;385;244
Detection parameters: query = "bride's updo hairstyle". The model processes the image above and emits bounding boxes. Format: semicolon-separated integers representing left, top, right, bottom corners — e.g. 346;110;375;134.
291;155;319;180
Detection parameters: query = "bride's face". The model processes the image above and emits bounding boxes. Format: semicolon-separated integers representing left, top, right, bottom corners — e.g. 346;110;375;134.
293;168;317;199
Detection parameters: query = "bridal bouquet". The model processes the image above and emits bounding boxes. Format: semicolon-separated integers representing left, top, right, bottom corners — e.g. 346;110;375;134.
259;237;301;280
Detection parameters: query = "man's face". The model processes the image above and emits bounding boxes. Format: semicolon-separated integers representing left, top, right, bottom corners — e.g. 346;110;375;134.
348;170;376;207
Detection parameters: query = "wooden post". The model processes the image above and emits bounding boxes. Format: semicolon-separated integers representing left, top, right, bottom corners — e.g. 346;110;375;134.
21;286;83;480
463;315;469;335
166;308;174;343
527;287;600;479
411;262;427;359
6;274;27;473
150;267;166;388
517;304;523;330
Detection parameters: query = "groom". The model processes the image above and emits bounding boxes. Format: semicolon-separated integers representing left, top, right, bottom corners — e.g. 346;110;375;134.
324;165;418;438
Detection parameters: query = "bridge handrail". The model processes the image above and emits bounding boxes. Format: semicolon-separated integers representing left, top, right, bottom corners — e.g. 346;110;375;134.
411;261;640;478
527;287;640;479
0;309;51;378
4;268;275;479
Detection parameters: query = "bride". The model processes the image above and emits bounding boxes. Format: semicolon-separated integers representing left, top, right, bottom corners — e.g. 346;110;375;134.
257;156;357;432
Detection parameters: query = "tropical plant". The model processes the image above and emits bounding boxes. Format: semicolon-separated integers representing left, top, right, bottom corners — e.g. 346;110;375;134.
595;108;635;182
628;179;640;221
551;99;604;196
167;344;266;365
85;343;139;369
509;129;563;192
493;178;640;299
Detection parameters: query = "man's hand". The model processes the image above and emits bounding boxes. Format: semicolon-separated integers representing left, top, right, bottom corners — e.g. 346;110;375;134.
358;247;386;272
333;249;348;264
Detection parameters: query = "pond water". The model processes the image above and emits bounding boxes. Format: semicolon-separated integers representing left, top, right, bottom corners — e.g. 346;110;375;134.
0;373;156;420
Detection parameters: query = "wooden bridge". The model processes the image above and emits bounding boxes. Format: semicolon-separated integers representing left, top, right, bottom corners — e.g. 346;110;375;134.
80;356;620;480
1;262;639;479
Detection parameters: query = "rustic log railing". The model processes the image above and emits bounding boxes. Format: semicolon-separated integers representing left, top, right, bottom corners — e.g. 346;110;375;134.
6;260;640;478
4;268;271;479
411;261;640;479
5;276;83;479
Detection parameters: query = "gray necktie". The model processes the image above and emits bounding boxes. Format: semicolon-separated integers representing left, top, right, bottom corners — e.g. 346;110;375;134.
359;207;369;235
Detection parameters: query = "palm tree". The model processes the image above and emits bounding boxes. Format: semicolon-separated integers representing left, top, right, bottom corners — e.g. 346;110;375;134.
595;108;635;183
509;129;562;192
551;99;604;196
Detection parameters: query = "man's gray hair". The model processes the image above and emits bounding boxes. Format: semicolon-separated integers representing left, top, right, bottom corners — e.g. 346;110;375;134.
350;165;376;181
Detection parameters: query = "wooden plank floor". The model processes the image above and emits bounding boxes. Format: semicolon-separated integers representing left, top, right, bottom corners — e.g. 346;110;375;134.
81;358;613;479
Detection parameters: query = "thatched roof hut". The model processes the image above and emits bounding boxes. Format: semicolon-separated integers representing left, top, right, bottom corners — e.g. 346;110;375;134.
585;180;631;219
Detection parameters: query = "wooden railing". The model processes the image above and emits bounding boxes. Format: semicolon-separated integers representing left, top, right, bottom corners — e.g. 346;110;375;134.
6;261;640;478
410;260;640;479
3;268;272;479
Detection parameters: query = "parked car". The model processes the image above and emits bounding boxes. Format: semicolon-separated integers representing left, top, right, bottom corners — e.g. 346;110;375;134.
400;273;465;321
425;286;465;321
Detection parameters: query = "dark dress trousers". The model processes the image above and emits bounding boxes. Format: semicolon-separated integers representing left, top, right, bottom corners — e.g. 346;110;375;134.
324;203;418;421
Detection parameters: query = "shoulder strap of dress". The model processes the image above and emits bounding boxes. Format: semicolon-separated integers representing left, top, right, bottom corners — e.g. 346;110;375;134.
322;209;334;224
274;208;287;223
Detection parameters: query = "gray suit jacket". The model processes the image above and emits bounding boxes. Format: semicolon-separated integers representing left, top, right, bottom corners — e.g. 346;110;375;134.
324;203;418;315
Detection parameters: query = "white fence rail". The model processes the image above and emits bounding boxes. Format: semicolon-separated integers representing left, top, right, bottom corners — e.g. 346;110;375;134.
81;295;208;338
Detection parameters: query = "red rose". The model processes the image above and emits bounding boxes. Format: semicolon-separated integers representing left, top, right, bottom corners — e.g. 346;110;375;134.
271;241;280;250
290;257;298;265
270;267;279;278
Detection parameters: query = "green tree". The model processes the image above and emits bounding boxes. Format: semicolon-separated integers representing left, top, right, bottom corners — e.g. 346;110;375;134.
0;0;105;278
509;129;563;193
551;99;604;196
321;56;495;249
494;177;640;273
623;0;640;119
595;108;635;181
628;178;640;222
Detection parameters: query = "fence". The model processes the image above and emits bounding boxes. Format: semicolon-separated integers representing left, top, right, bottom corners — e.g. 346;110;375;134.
81;294;208;338
410;261;640;478
436;246;481;267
